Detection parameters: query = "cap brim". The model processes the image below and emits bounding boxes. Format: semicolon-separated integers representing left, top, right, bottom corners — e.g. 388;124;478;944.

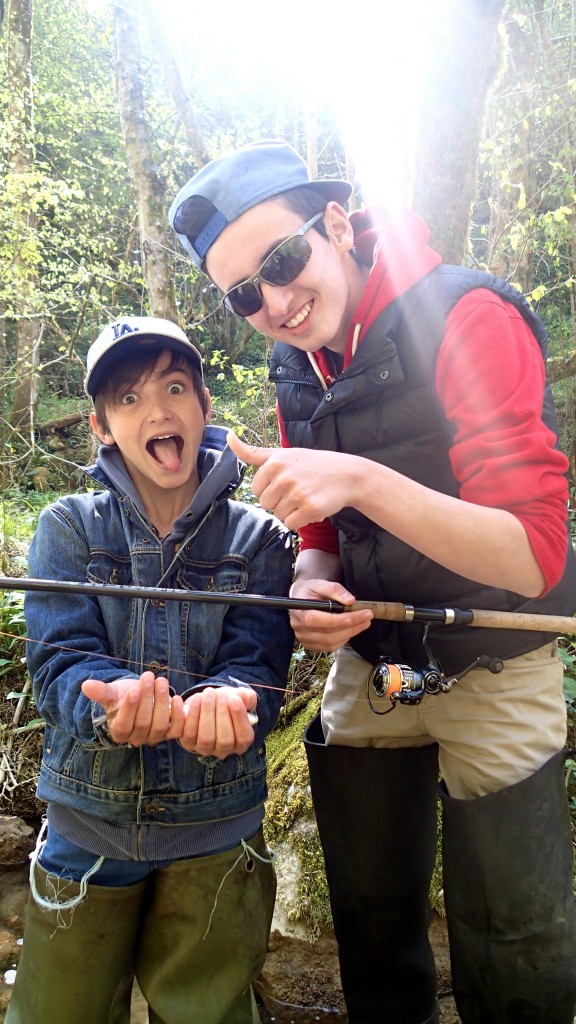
85;335;203;398
306;179;353;206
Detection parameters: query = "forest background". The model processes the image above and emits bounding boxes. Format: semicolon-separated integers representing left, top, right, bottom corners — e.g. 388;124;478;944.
1;0;576;898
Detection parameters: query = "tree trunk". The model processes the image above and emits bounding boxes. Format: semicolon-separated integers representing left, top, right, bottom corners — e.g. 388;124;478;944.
141;0;210;169
305;107;318;181
6;0;42;439
484;15;537;292
412;0;507;264
113;0;177;320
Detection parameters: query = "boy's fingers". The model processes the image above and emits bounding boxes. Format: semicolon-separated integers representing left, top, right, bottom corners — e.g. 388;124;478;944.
227;679;258;713
131;675;154;729
214;691;237;749
181;692;202;747
83;678;118;708
107;688;140;742
226;431;273;467
228;692;256;740
165;695;185;739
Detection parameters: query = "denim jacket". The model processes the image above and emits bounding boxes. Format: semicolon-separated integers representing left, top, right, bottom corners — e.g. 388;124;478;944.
26;425;294;828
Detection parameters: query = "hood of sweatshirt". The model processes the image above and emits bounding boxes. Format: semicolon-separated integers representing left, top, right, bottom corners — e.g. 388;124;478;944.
310;207;443;383
86;423;244;545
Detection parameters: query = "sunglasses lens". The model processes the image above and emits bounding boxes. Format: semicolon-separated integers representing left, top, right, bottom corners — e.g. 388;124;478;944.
225;284;263;318
262;235;312;286
224;231;314;318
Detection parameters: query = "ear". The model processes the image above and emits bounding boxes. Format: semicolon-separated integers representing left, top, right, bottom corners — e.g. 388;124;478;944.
203;387;212;424
90;410;115;446
323;201;355;255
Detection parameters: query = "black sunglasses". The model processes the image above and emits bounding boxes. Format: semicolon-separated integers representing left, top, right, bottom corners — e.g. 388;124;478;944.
221;213;323;318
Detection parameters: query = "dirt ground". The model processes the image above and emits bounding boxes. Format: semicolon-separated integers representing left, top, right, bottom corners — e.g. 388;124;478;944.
253;917;461;1024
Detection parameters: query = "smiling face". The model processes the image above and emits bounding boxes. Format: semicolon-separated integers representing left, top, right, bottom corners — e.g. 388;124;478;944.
91;349;211;511
205;198;369;355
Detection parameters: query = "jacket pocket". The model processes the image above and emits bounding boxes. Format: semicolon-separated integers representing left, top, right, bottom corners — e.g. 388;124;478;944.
176;556;249;664
86;552;138;660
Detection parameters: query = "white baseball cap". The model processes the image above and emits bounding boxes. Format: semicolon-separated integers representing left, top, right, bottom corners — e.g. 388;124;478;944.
84;316;203;397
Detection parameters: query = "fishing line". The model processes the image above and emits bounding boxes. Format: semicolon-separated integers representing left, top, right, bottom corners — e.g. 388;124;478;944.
0;628;289;696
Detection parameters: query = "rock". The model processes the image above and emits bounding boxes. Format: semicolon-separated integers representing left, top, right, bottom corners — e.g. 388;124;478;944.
271;841;310;939
0;929;20;973
30;467;50;492
0;819;34;868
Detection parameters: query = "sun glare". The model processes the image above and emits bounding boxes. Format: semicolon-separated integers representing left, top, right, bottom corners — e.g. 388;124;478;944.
89;0;433;211
168;0;432;210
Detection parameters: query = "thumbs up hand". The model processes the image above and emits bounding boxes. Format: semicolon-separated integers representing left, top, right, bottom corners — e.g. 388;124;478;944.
226;431;357;531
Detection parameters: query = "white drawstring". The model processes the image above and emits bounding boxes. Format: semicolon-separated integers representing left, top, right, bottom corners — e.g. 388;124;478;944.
29;819;104;927
307;352;329;391
202;839;276;941
351;322;362;358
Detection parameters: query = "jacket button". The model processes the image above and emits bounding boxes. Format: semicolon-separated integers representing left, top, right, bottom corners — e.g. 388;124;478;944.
148;661;168;674
325;392;334;402
276;366;283;375
380;370;390;380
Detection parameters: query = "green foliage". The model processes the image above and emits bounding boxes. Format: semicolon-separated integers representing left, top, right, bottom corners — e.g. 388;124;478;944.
0;495;35;684
0;495;46;816
1;0;134;331
0;491;55;555
208;348;279;448
473;3;576;320
0;592;26;669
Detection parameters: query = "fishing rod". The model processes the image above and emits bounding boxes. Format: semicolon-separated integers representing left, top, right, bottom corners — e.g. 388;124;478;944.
0;574;575;634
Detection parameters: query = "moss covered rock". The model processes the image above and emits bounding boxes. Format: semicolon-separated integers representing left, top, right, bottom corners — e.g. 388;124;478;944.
264;685;332;938
263;675;445;937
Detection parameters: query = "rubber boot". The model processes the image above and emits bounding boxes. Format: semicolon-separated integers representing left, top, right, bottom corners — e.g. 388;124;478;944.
304;712;440;1024
135;828;276;1024
441;750;576;1024
5;862;148;1024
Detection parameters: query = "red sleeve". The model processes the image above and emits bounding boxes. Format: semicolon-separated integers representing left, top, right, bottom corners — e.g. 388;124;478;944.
436;289;569;593
276;400;340;554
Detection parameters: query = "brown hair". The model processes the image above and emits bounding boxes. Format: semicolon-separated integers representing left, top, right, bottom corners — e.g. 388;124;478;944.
273;185;330;239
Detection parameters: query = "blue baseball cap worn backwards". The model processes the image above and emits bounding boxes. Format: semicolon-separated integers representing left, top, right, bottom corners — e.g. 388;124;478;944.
169;139;352;270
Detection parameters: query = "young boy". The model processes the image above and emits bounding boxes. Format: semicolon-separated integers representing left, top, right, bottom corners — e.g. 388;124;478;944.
169;140;576;1024
7;315;294;1024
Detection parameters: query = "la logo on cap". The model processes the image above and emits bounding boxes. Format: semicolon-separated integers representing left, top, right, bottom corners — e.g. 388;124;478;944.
112;322;140;340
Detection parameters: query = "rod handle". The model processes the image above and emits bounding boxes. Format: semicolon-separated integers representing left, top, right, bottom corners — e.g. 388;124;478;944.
351;600;407;621
353;599;576;634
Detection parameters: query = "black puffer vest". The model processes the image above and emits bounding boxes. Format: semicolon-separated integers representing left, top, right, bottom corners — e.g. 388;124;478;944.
269;264;576;675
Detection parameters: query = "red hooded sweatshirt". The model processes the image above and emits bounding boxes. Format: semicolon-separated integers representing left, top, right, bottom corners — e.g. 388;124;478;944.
277;208;569;595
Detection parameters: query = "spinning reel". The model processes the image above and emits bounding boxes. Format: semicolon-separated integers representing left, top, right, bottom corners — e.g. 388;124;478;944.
367;654;504;715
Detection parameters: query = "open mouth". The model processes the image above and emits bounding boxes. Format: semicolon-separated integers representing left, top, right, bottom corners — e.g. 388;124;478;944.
146;434;184;471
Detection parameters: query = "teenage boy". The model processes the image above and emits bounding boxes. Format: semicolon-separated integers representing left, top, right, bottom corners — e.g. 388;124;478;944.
7;315;293;1024
169;140;576;1024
